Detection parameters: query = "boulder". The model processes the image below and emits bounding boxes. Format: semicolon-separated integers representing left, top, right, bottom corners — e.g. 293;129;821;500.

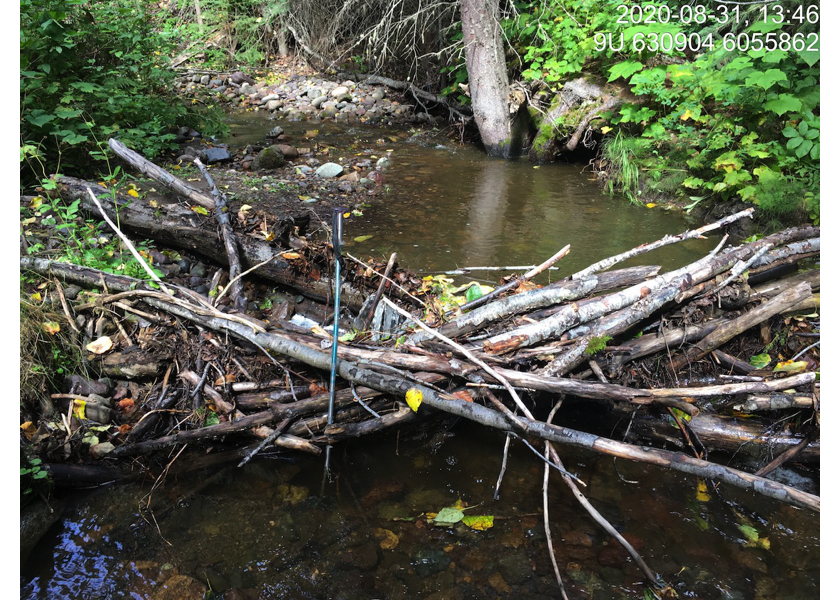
315;162;344;178
330;85;350;99
265;100;282;111
230;71;255;85
260;94;280;105
203;147;231;165
251;146;287;171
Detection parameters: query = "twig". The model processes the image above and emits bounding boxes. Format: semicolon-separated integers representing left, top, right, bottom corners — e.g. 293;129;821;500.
344;253;425;307
53;280;81;333
85;187;173;295
493;433;512;500
351;383;382;418
237;417;293;468
544;399;569;598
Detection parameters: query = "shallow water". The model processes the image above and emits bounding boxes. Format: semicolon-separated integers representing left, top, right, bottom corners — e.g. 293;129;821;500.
21;114;818;598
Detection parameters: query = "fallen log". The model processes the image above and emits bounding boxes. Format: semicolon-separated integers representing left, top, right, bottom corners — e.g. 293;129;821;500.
53;181;369;310
108;138;215;210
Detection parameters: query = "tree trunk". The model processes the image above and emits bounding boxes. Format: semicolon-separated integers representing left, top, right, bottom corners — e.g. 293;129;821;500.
460;0;524;157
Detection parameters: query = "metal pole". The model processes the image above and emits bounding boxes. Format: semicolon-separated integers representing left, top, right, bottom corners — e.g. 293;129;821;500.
322;209;343;494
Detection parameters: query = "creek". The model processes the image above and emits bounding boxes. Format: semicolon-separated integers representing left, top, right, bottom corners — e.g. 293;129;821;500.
21;114;819;599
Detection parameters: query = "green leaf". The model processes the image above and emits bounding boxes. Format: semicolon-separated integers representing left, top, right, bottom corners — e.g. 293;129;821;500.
763;94;802;116
749;353;771;368
204;410;220;427
608;61;644;82
464;284;483;303
745;69;787;90
810;143;819;161
786;137;803;150
462;515;494;531
353;235;373;243
433;506;464;525
795;140;813;158
25;111;56;128
781;127;798;138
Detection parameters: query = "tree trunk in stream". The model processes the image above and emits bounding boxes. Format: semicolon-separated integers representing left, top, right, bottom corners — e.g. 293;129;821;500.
460;0;526;157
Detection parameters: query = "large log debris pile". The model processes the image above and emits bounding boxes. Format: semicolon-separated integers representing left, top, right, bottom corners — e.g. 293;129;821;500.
20;140;819;591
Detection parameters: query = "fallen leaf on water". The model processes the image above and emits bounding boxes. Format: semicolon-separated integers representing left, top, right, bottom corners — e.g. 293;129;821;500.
374;528;399;550
86;336;113;354
433;506;464;525
462;515;494;531
354;235;373;243
696;480;711;502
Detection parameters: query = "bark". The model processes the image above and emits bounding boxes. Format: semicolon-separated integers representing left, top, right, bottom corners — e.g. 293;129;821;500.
460;0;525;157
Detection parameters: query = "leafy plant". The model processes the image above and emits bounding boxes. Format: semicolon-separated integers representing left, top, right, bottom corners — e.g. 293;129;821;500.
20;0;227;184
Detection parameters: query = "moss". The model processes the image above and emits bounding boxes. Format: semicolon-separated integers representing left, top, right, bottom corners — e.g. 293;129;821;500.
585;334;612;356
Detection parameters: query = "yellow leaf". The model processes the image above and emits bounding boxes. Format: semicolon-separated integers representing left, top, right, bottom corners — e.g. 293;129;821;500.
696;480;711;502
281;252;301;260
42;321;61;335
29;196;43;209
20;421;37;440
680;109;692;121
127;189;139;198
240;204;253;213
405;388;423;412
98;182;108;188
261;230;275;242
374;528;399;550
646;203;657;208
73;399;86;420
30;292;42;301
600;126;613;134
192;205;209;215
773;360;808;374
310;326;330;338
462;515;495;531
149;199;159;208
21;217;37;226
86;336;113;354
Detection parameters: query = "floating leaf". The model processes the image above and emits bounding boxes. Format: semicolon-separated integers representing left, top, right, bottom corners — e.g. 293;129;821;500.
749;353;771;368
405;388;423;412
192;205;209;215
737;524;770;550
86;336;113;354
42;321;61;335
462;515;494;531
374;528;399;550
434;506;464;525
773;360;808;374
696;480;711;502
354;235;374;243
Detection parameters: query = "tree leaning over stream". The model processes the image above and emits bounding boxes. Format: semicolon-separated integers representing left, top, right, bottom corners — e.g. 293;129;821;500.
459;0;526;158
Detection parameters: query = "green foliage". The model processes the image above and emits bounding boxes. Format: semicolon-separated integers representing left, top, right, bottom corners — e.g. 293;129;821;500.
497;1;819;221
20;0;226;182
22;179;166;282
584;334;611;356
21;446;51;505
167;0;290;69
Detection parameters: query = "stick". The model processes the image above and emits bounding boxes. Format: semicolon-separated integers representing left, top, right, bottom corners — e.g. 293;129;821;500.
358;252;398;330
570;207;754;279
194;159;247;311
85;188;173;295
455;244;571;314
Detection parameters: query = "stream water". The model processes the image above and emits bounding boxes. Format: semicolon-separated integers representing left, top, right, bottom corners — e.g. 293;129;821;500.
21;114;819;599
